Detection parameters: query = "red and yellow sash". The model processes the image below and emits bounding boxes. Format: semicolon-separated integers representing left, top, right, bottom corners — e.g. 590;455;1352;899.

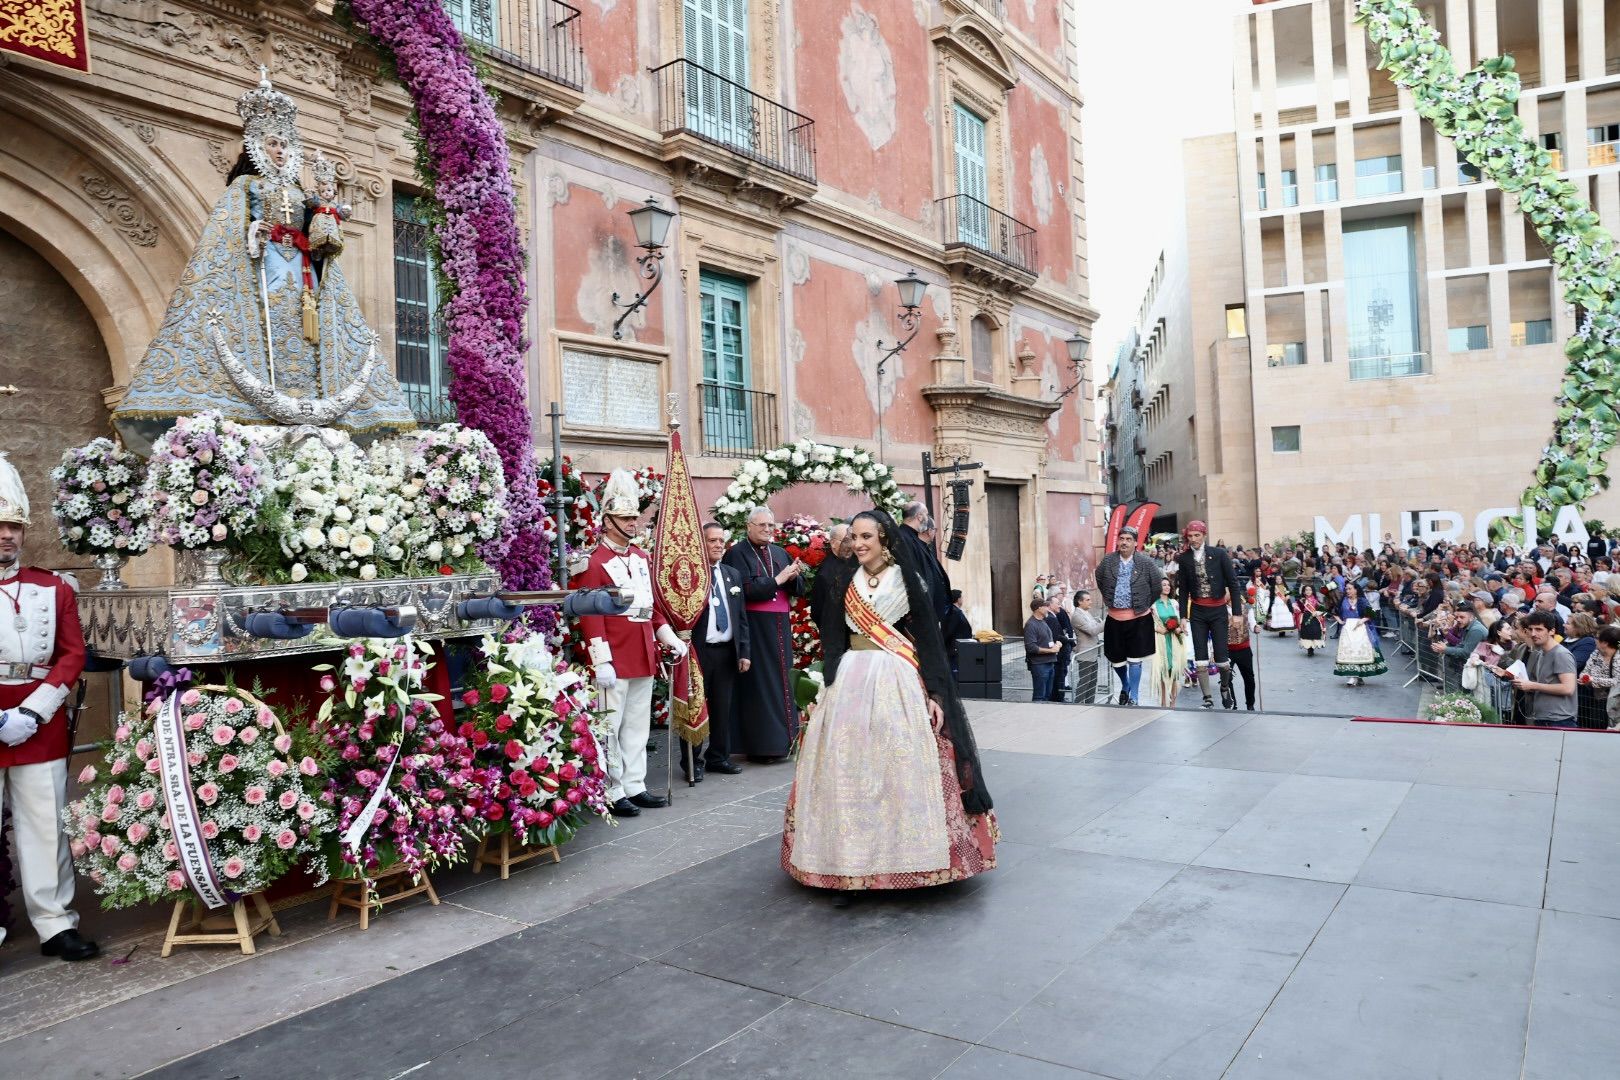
844;580;921;674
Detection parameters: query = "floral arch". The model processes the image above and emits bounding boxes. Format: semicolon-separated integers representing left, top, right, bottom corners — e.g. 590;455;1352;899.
712;440;908;534
1357;0;1620;534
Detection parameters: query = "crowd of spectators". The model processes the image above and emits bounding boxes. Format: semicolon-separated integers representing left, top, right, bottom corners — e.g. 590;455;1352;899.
1204;531;1620;728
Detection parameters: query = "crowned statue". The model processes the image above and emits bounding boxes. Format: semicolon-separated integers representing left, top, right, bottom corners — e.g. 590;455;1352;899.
112;70;416;454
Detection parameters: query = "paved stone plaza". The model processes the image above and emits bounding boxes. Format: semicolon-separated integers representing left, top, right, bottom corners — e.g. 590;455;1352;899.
3;703;1619;1079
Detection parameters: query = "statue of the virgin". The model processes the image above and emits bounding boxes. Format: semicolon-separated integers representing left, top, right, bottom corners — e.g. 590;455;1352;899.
112;70;417;453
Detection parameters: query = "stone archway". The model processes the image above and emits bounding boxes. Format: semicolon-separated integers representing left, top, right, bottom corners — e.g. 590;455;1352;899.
0;226;117;571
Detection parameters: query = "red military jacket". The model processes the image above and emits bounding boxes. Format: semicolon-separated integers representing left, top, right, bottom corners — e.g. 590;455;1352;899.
0;566;87;768
572;541;667;680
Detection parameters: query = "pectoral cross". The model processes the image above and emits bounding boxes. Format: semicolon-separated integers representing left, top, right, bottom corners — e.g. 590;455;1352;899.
278;187;295;227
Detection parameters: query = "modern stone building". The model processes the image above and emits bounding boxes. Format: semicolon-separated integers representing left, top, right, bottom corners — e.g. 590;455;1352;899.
0;0;1100;633
1111;0;1620;548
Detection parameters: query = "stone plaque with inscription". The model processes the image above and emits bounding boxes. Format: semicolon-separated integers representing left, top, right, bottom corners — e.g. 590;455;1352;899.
562;349;661;430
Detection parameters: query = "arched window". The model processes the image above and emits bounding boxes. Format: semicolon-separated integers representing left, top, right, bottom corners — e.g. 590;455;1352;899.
970;315;995;382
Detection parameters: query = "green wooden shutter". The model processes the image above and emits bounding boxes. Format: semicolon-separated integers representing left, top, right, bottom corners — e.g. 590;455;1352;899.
953;104;989;249
684;0;750;147
699;272;753;454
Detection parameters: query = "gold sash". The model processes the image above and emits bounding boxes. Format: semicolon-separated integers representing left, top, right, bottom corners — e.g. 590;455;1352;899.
844;580;921;674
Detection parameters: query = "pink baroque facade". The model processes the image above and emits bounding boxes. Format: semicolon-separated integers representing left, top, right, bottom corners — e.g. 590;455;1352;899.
0;0;1099;634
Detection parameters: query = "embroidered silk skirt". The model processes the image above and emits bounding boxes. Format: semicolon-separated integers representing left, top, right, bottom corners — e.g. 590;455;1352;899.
782;649;996;890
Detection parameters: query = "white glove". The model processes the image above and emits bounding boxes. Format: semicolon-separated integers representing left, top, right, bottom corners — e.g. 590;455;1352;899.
0;709;38;748
656;625;688;660
594;663;618;689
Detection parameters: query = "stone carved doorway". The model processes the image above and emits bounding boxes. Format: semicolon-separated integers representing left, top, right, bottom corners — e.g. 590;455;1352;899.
0;226;115;571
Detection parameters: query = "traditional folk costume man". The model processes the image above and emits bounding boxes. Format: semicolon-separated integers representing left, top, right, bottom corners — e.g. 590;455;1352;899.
1175;520;1242;709
692;524;751;780
0;454;98;961
574;470;689;817
1093;526;1162;706
722;508;809;761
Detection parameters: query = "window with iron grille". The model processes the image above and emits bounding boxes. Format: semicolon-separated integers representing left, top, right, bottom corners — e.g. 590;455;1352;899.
392;194;454;424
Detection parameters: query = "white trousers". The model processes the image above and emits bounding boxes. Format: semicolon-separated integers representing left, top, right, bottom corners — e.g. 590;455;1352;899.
601;676;654;801
0;758;79;946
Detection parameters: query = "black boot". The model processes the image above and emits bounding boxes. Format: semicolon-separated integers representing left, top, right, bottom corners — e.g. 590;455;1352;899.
1219;669;1237;710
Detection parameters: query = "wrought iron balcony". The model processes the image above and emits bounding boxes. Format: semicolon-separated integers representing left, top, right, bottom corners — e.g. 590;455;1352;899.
456;0;585;92
698;382;778;459
651;59;817;185
936;194;1037;281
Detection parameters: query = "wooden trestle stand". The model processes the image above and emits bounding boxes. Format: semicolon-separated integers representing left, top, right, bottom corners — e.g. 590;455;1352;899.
471;832;562;880
328;866;439;931
161;891;282;957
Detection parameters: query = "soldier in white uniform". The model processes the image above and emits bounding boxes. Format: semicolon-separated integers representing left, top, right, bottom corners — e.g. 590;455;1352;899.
0;453;99;961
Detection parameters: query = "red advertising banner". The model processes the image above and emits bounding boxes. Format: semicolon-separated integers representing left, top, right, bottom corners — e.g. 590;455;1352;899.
1;1;93;74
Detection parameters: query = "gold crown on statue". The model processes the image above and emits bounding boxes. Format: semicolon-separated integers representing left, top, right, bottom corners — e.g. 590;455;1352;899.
600;469;641;518
0;452;31;527
237;67;303;180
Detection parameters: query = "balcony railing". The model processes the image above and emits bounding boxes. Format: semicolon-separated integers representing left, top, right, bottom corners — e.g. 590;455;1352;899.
1349;352;1430;381
651;59;817;183
1590;140;1620;167
456;0;584;91
699;382;778;458
936;194;1037;275
403;387;458;425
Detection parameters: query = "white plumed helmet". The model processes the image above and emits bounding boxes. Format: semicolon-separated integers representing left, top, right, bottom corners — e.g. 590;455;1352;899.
0;452;30;527
600;468;641;519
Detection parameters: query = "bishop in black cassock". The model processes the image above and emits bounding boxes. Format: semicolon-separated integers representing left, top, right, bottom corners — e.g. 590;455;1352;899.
722;514;808;760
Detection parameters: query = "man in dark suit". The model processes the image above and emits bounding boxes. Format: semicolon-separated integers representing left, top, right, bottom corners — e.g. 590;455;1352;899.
900;501;951;620
1174;520;1242;710
810;522;853;632
941;588;973;679
1045;584;1077;701
694;522;751;780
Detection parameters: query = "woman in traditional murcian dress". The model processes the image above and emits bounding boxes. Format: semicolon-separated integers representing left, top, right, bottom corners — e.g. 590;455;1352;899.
1333;580;1388;686
1257;573;1296;634
1294;583;1327;657
1150;576;1189;708
782;510;995;901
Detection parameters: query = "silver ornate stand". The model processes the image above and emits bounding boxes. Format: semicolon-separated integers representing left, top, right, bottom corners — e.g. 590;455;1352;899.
92;552;128;591
78;571;504;663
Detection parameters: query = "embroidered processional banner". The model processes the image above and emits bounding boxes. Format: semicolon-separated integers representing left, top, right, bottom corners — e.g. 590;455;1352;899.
652;428;709;745
0;1;92;74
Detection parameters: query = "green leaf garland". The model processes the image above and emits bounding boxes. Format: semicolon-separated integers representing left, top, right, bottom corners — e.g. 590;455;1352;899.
1355;0;1620;535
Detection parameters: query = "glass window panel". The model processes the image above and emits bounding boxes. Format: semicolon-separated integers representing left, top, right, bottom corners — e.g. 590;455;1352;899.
1448;325;1489;351
1225;305;1247;338
1343;216;1421;364
1510;319;1555;346
1272;425;1301;452
1354;155;1403;196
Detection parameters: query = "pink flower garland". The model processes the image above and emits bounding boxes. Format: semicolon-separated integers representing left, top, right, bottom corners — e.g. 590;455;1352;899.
345;0;551;591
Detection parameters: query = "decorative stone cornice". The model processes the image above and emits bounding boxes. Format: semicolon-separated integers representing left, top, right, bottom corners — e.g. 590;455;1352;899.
923;382;1060;444
931;8;1018;92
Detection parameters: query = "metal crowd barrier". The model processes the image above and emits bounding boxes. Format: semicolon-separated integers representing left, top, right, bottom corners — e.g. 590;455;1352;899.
1073;641;1109;704
1577;684;1611;729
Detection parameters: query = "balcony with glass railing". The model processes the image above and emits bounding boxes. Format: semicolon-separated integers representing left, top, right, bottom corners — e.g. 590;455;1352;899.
1265;342;1306;368
1349;352;1430;381
1589;141;1620;167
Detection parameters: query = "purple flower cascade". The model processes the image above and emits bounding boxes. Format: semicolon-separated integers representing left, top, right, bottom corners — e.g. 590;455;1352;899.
345;0;552;595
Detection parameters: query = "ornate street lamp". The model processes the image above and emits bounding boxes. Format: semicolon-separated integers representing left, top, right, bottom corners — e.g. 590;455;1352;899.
611;198;677;341
1050;332;1091;402
874;270;927;465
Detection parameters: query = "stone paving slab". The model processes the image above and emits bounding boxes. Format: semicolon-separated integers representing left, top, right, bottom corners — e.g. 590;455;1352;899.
6;706;1619;1080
